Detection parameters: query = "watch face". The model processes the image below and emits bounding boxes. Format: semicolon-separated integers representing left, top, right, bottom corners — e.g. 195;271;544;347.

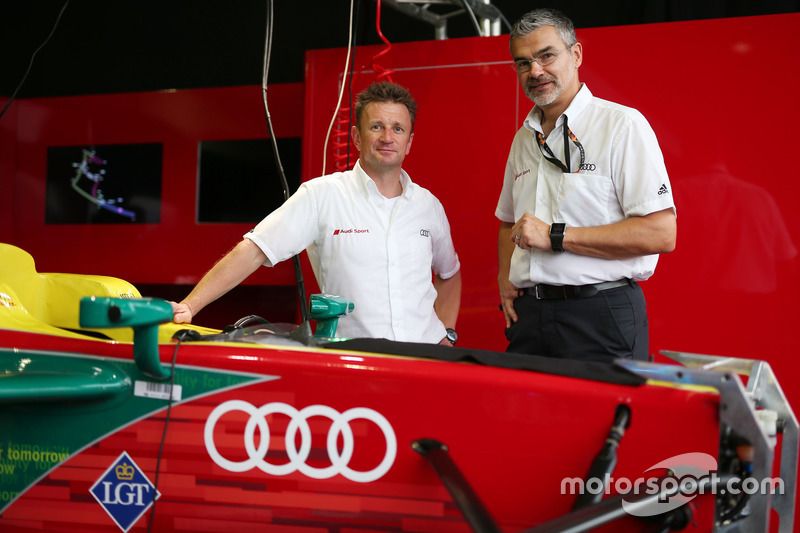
446;329;457;343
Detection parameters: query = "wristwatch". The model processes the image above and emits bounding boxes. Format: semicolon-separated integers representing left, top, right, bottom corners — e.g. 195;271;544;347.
549;223;566;252
445;328;458;345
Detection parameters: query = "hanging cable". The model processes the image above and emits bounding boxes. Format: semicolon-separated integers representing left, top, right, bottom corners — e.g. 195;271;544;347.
328;58;361;174
371;0;395;82
146;337;182;532
330;0;362;173
322;0;356;175
262;0;309;322
345;0;361;171
460;0;484;37
0;0;70;120
328;0;396;174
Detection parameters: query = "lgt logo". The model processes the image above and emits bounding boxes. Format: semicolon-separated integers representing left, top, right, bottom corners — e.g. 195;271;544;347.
90;451;160;532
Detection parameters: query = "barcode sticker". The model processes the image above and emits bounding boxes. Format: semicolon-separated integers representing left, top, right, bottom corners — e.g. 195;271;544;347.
134;380;183;401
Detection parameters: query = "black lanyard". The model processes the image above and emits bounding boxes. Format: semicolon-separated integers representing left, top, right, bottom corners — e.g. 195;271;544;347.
535;115;585;173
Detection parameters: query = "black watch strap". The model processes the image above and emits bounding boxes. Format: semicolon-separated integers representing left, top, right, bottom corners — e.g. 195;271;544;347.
550;223;566;252
445;328;458;345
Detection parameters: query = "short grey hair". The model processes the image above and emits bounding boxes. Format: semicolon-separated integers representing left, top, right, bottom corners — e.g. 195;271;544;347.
510;8;577;49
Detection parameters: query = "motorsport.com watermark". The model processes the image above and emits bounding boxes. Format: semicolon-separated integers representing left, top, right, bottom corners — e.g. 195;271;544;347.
560;452;785;517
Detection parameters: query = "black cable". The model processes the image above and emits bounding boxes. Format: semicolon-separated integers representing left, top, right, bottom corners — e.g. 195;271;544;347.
0;0;70;120
146;336;182;532
262;0;309;323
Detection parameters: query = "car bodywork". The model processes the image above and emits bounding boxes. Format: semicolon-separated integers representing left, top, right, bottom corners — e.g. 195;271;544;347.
0;243;796;532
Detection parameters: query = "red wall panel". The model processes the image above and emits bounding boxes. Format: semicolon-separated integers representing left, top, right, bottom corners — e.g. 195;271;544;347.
302;13;800;406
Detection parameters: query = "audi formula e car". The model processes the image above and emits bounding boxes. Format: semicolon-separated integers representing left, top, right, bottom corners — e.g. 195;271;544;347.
0;243;797;532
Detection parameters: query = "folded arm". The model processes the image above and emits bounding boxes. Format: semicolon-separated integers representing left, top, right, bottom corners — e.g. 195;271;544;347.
511;208;677;259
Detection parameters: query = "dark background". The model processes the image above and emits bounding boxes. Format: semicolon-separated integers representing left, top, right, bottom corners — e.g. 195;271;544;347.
2;0;798;99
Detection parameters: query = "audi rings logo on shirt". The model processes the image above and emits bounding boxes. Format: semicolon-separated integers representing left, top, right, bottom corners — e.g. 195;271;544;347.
204;400;397;483
579;163;597;171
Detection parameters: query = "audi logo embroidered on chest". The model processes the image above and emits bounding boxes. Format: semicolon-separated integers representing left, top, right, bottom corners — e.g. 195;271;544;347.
204;400;397;483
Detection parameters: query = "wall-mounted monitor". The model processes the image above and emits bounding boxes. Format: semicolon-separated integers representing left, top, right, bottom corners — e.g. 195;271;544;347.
197;137;301;223
46;143;162;224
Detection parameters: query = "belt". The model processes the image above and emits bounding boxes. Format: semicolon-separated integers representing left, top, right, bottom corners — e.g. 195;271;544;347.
524;279;630;300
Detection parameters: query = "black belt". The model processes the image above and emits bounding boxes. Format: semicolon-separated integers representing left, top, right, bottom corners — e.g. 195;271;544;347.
524;279;630;300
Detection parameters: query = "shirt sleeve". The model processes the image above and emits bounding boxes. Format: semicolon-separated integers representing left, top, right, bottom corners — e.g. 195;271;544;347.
613;111;676;218
495;130;524;223
243;182;320;267
431;198;460;279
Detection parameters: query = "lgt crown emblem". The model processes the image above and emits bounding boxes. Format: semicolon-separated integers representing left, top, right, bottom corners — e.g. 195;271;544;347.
115;462;134;480
90;451;160;531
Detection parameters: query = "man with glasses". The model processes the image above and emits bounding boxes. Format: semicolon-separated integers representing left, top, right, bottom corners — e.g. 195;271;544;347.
495;8;676;362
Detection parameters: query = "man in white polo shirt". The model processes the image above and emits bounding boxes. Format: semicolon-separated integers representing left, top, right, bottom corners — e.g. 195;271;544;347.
172;82;462;344
496;8;676;362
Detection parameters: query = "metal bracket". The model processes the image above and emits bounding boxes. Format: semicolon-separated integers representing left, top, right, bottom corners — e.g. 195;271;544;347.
381;0;505;40
616;351;798;533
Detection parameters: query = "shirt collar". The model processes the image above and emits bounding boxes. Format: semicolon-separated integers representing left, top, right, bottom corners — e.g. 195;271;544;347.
354;159;413;201
523;83;593;134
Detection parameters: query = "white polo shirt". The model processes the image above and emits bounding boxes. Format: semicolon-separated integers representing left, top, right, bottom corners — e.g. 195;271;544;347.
245;160;460;342
495;84;675;287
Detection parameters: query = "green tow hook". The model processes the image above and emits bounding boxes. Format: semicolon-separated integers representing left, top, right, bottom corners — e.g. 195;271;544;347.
309;294;354;339
80;297;174;380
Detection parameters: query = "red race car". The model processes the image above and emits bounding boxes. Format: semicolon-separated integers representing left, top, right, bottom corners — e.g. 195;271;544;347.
0;243;796;532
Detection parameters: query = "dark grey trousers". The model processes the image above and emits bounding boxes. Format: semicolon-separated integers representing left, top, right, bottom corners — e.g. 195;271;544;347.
505;280;649;363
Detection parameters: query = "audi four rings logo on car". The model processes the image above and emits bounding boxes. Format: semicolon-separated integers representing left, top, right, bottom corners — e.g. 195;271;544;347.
204;400;397;483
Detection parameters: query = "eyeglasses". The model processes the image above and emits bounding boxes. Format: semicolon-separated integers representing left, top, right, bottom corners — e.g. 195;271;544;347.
511;44;574;73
